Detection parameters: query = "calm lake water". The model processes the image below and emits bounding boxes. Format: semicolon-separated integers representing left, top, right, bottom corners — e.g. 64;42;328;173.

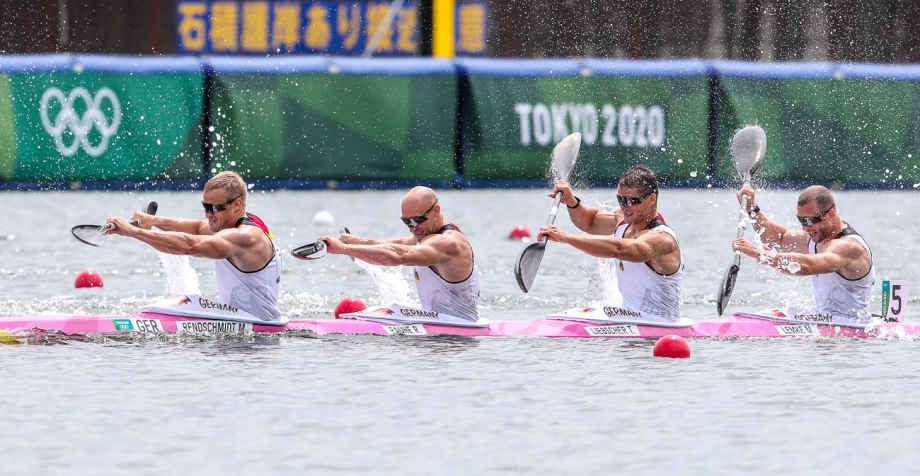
2;188;920;475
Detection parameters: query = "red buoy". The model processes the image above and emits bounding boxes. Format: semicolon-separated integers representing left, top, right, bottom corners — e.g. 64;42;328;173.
509;225;531;241
653;335;691;358
334;297;367;318
75;270;104;288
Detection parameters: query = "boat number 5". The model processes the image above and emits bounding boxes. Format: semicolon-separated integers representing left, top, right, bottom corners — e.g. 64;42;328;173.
882;280;910;321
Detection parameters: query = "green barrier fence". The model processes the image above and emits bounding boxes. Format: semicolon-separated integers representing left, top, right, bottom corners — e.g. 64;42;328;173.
458;59;712;184
207;57;459;182
714;62;920;185
2;57;920;188
0;56;205;183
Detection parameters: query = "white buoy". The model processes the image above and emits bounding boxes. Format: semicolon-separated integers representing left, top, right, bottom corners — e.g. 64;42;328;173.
313;211;334;227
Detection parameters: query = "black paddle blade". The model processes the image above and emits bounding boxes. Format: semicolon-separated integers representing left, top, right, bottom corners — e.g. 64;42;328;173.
514;241;547;293
71;201;158;248
71;224;112;247
291;241;327;260
717;263;740;316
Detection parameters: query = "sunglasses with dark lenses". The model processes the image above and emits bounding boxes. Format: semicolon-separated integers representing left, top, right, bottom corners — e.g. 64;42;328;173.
616;192;654;207
797;204;835;226
400;200;438;227
201;195;241;214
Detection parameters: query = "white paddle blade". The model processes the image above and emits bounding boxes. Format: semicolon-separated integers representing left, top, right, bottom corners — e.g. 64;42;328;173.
731;126;767;181
291;241;327;260
71;224;112;247
552;132;582;182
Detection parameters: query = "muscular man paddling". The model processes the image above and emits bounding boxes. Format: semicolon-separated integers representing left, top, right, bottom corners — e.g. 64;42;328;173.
733;185;874;323
539;165;683;323
107;171;282;321
319;186;480;321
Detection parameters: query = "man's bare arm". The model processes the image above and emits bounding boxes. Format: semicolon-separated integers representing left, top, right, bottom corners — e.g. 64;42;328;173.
109;216;236;259
540;225;676;263
734;238;863;276
552;181;623;235
338;233;415;246
324;234;456;267
133;212;210;235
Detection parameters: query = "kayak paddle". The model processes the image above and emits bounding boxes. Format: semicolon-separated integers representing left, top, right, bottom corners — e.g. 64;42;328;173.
514;132;582;293
291;227;350;260
71;201;158;247
716;125;767;316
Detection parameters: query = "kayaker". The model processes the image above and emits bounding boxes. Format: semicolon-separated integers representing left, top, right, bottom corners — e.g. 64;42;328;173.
318;186;480;322
539;165;684;323
732;184;874;324
106;171;282;321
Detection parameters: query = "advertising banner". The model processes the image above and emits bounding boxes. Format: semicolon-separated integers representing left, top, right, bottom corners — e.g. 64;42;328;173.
714;62;920;184
207;57;458;182
459;59;711;184
177;1;488;56
0;55;205;182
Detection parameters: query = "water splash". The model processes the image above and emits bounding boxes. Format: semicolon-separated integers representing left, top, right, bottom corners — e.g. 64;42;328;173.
586;258;623;306
352;260;417;306
158;254;200;297
749;228;812;310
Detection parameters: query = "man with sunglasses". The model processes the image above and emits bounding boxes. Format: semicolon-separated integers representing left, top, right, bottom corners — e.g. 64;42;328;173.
732;184;874;325
539;165;683;324
318;186;479;322
106;171;282;321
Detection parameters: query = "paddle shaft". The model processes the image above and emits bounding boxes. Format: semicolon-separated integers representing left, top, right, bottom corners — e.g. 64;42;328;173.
539;192;565;242
102;219;140;233
732;194;749;266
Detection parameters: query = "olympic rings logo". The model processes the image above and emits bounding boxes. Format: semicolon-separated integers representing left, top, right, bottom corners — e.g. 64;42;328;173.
40;87;122;157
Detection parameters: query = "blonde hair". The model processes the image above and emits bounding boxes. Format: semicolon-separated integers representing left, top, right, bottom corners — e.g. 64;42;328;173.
204;171;247;204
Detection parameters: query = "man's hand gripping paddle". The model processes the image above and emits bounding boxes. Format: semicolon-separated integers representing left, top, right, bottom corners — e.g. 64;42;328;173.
291;227;350;260
716;125;767;316
514;132;582;293
71;202;158;247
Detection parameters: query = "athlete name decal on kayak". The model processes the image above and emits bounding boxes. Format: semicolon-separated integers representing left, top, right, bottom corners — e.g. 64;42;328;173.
585;325;640;336
198;297;239;313
113;318;163;332
775;324;820;336
602;306;642;319
791;313;833;323
383;324;427;336
176;320;253;333
399;309;439;319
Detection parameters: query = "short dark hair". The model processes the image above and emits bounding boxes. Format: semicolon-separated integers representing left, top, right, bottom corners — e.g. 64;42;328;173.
797;185;835;210
618;165;658;197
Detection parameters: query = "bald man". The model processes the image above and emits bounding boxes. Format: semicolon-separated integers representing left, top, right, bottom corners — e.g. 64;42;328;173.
733;184;875;324
319;187;480;321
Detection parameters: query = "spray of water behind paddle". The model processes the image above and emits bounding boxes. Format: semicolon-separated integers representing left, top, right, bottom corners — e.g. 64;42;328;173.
352;260;418;307
158;254;200;297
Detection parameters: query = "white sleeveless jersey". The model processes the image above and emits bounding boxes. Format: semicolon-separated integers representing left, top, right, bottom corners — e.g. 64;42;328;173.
214;215;282;321
412;224;480;321
613;219;683;322
808;228;874;322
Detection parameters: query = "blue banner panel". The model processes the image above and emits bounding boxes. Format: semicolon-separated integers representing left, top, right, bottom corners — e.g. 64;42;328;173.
177;1;487;56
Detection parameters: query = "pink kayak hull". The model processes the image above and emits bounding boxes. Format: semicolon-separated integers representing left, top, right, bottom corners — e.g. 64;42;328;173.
0;312;916;338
